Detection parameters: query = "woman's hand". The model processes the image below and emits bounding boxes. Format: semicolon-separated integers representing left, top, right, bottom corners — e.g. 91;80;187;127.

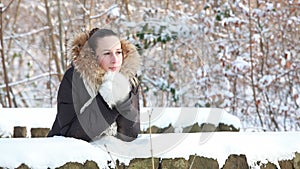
99;72;131;109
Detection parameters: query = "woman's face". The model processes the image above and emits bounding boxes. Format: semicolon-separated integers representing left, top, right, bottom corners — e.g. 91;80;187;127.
96;36;123;72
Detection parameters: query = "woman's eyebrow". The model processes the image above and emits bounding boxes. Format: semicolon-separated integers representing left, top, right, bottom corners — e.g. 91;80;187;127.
102;49;111;52
101;47;122;52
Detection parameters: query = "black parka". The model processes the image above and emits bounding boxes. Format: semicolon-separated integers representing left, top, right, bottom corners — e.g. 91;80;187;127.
48;31;141;142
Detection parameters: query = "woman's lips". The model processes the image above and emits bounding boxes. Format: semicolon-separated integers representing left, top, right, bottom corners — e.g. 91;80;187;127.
109;67;118;71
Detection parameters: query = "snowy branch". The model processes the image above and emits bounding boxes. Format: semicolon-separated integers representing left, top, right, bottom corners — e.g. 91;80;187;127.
0;72;59;89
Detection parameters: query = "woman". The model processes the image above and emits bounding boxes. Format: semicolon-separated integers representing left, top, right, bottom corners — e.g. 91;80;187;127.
48;28;141;142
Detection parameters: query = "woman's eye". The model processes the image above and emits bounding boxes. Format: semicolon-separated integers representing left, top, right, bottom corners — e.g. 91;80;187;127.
116;51;122;55
104;52;110;55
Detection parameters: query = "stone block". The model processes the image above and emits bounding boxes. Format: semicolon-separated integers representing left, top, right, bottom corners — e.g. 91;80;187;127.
161;124;175;133
294;152;300;169
15;163;30;169
260;162;277;169
56;161;84;169
188;155;219;169
183;123;202;133
161;157;189;169
217;123;239;132
13;126;27;138
222;154;249;169
30;128;50;138
278;159;293;169
83;160;99;169
128;157;160;169
200;123;217;132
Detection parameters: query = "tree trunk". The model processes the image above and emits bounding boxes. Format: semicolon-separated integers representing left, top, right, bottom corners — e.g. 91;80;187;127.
0;1;12;107
44;0;63;81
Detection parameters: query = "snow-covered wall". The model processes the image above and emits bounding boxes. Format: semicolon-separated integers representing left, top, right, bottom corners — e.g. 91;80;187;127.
0;108;299;169
0;107;241;137
0;133;300;169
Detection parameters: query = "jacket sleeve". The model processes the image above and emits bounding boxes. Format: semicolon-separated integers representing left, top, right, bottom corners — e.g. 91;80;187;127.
48;67;77;137
48;67;110;141
72;93;120;141
115;86;140;142
73;89;140;142
67;69;120;141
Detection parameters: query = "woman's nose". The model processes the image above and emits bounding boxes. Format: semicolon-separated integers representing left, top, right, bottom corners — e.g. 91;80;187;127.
111;53;117;63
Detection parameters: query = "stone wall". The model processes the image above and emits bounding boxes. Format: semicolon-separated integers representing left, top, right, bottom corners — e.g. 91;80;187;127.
12;126;50;138
9;152;300;169
6;125;298;169
11;122;237;139
142;122;239;134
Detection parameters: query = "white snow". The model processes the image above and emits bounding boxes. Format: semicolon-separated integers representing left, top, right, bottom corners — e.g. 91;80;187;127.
0;108;56;137
0;137;108;169
0;108;299;168
93;132;300;167
0;107;241;137
140;107;241;132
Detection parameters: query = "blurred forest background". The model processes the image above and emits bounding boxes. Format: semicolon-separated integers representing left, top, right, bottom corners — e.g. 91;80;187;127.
0;0;299;131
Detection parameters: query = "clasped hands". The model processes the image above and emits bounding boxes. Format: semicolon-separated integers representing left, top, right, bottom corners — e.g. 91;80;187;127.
99;71;131;109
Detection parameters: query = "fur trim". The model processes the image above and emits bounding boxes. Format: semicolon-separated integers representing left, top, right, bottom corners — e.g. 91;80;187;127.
93;122;118;141
102;122;117;136
120;40;141;79
69;31;140;93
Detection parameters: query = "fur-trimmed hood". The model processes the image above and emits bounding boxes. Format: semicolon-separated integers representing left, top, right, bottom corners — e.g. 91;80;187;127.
69;31;141;92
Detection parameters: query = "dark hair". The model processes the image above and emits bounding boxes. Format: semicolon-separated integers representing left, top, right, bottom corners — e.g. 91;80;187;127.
88;28;118;52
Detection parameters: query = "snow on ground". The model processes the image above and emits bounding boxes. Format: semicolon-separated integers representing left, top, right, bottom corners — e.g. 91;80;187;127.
0;108;299;168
